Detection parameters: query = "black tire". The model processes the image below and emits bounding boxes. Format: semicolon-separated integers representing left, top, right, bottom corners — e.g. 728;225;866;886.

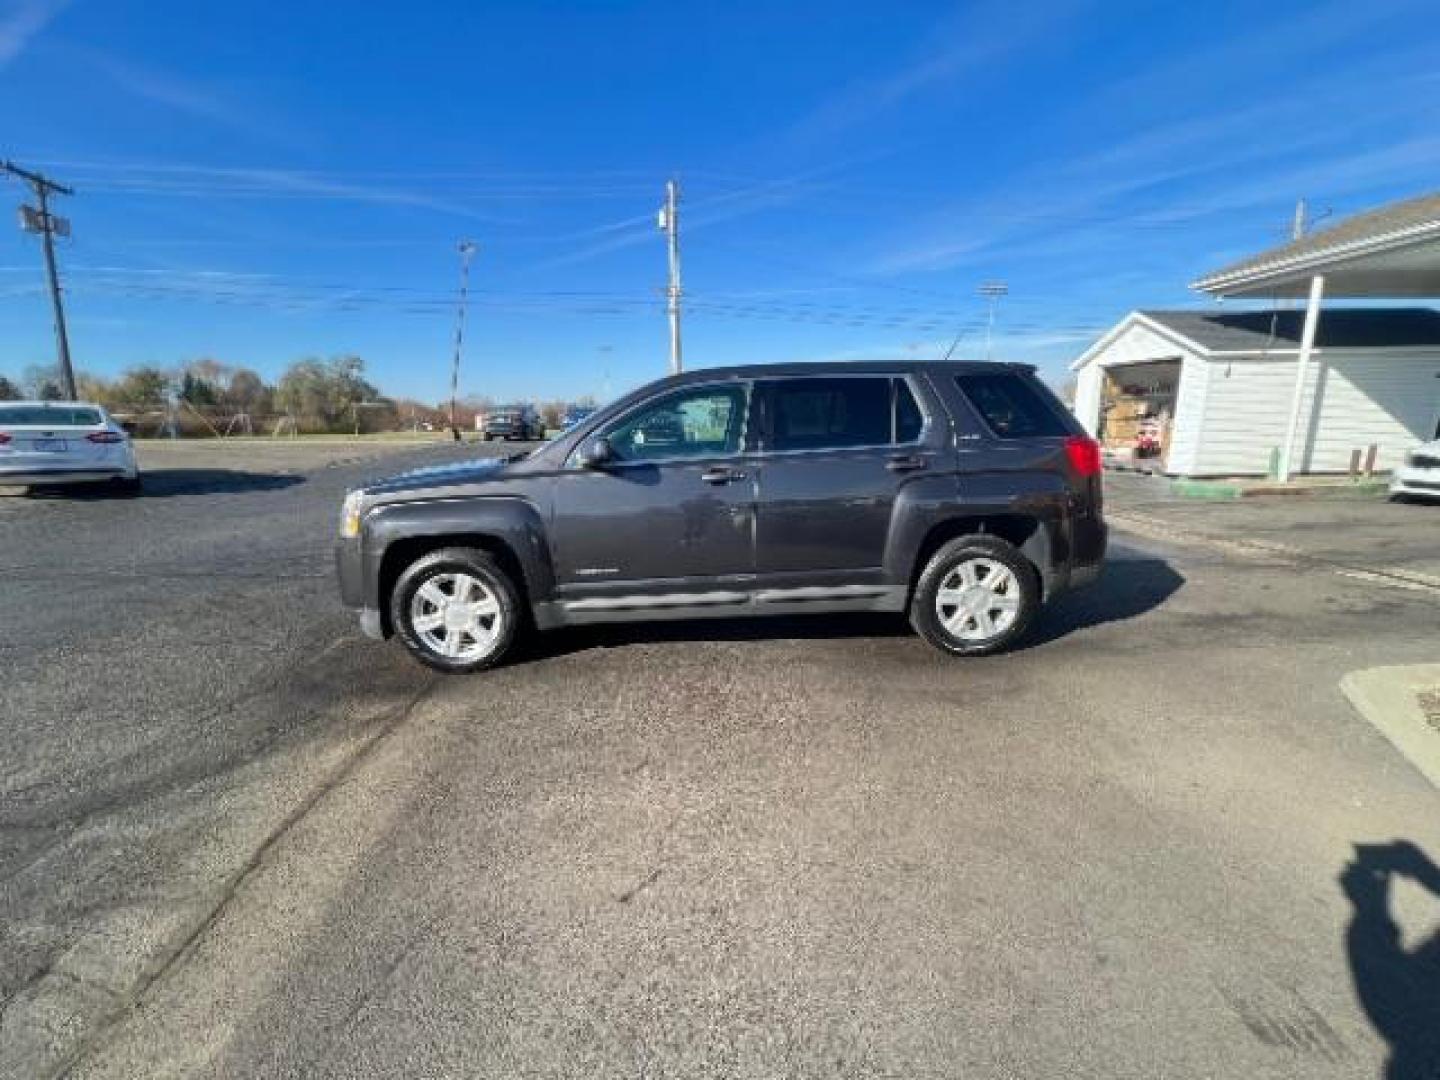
111;475;143;496
391;547;521;673
909;535;1040;657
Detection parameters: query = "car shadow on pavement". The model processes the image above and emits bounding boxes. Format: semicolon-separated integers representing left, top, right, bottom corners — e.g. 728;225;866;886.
1341;841;1440;1079
23;469;306;499
1018;557;1185;650
524;557;1185;663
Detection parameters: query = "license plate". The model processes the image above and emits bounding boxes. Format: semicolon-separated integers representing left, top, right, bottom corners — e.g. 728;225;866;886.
33;439;67;452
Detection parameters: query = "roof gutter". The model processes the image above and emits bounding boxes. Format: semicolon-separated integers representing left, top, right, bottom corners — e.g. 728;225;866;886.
1191;218;1440;293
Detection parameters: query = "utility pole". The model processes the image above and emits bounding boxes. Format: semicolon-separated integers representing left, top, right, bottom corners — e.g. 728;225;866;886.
657;178;682;374
1292;198;1307;241
3;160;77;399
978;281;1008;361
448;240;478;440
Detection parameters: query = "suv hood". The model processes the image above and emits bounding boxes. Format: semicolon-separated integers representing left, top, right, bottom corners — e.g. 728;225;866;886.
360;456;512;498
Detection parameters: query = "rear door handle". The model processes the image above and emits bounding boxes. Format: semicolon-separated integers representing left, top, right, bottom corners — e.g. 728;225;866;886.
700;467;746;484
886;454;927;472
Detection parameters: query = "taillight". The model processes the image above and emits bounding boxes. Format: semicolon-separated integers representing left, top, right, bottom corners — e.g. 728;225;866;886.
0;432;10;445
86;431;125;444
1063;435;1102;477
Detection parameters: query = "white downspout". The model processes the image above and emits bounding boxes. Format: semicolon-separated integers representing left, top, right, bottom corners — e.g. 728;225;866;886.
1278;274;1325;482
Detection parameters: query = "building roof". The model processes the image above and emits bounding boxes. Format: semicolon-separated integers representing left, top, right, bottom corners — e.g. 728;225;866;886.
1140;306;1440;353
1192;191;1440;298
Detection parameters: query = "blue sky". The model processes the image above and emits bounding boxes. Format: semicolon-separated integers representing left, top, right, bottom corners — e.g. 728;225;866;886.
2;0;1439;403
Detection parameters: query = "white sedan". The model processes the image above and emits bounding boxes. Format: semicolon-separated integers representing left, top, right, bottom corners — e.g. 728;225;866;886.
0;401;141;493
1390;438;1440;501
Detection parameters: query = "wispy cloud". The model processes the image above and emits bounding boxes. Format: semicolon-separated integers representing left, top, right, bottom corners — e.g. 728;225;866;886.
519;165;854;274
783;0;1085;148
35;160;511;223
867;50;1440;276
68;47;276;138
0;0;68;69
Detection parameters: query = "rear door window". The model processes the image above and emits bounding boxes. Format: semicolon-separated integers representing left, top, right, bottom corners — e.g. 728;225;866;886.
954;373;1069;439
766;377;924;452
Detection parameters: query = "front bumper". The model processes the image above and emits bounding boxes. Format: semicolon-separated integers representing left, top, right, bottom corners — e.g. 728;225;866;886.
336;535;390;639
358;608;386;640
1391;465;1440;497
1388;463;1440;501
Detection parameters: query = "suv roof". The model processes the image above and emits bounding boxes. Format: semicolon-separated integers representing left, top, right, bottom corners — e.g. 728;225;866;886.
648;360;1037;387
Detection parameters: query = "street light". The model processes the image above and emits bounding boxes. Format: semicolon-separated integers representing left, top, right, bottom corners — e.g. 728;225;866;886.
978;281;1008;361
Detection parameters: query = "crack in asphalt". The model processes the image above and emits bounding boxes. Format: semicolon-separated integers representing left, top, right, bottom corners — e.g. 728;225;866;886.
48;673;443;1080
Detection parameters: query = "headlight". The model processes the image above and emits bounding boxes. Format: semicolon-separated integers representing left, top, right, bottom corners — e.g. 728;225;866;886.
339;490;365;538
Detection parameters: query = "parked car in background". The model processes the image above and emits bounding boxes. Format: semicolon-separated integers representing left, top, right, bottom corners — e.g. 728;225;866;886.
336;361;1107;672
562;405;596;430
0;401;141;494
482;405;544;441
1391;438;1440;501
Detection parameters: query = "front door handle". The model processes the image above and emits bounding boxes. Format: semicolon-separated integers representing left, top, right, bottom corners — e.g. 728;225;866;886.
700;467;746;485
886;453;927;472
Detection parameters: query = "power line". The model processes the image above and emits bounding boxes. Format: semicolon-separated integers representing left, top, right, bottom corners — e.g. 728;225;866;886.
2;160;77;398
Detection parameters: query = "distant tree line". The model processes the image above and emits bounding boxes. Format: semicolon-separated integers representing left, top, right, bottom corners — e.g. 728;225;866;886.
0;355;397;434
0;357;601;436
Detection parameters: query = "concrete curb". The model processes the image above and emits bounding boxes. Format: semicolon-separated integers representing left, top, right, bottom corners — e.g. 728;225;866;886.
1168;480;1243;500
1166;478;1391;501
1341;663;1440;790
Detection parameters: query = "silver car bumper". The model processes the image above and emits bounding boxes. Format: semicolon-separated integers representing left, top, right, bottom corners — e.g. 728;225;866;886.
0;467;131;486
1390;465;1440;497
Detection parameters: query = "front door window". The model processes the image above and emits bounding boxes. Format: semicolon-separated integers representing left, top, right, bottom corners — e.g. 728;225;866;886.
602;385;747;462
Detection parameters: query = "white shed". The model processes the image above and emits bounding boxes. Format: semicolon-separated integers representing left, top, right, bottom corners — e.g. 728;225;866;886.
1070;308;1440;477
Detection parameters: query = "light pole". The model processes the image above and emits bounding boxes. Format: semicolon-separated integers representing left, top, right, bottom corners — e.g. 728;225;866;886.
978;281;1008;361
449;240;478;440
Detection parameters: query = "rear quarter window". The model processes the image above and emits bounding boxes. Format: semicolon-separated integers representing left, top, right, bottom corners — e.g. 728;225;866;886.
955;373;1070;439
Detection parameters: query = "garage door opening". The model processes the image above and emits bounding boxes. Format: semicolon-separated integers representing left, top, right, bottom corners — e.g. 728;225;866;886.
1098;359;1181;471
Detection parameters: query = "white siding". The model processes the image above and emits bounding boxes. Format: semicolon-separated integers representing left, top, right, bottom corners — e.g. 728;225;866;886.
1073;364;1103;434
1090;321;1188;368
1164;356;1209;475
1188;351;1440;475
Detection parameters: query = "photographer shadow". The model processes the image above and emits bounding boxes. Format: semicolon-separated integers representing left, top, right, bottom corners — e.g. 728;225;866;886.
1342;841;1440;1079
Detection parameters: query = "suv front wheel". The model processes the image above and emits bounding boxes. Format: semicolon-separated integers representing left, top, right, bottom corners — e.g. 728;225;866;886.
391;547;520;672
910;535;1039;656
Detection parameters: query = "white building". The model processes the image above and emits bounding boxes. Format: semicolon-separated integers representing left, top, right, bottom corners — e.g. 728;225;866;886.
1070;308;1440;477
1071;190;1440;478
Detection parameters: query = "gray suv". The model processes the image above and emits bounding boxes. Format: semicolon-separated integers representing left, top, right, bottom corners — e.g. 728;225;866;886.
336;362;1106;672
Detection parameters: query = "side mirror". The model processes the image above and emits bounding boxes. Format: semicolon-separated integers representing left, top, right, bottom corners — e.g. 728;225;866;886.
578;435;615;469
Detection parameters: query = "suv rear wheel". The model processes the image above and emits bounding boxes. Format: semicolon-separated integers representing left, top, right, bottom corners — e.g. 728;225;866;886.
391;547;520;672
910;535;1039;656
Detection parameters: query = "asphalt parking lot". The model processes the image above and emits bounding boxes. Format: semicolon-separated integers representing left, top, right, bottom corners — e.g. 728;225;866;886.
3;444;1439;1079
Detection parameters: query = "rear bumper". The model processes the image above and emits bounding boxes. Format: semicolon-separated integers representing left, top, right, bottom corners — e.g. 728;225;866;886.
0;467;131;486
1063;515;1107;593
